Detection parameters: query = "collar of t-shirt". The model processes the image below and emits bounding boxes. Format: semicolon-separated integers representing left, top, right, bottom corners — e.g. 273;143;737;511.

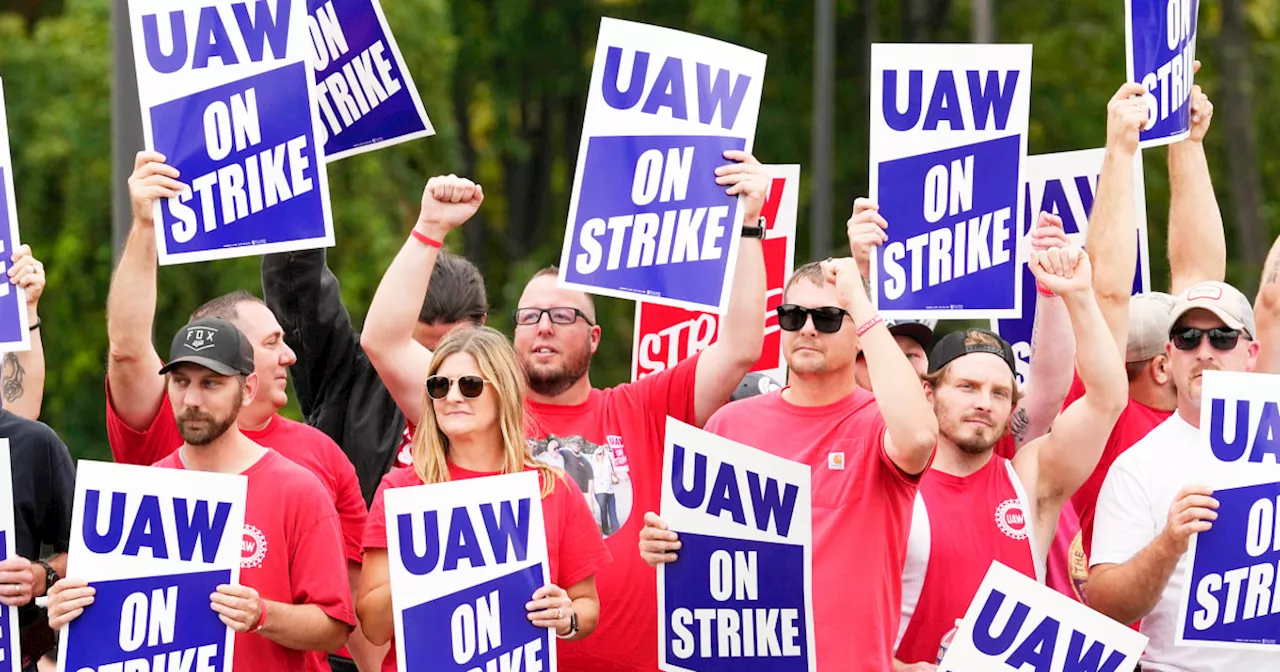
772;387;876;417
175;445;276;476
526;390;605;416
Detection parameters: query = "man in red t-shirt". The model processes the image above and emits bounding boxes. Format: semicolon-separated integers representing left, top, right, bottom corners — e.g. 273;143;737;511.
360;158;771;670
48;319;353;671
642;256;940;672
105;152;377;672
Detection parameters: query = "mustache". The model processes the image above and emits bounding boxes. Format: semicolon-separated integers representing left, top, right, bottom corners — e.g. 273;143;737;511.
961;412;995;427
177;409;214;424
791;338;825;351
1191;362;1221;378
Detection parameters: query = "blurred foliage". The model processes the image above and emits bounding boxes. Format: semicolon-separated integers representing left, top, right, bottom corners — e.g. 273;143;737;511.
0;0;1277;459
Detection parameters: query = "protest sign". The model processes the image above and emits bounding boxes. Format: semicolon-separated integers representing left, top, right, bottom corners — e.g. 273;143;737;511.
307;0;434;161
1198;371;1280;481
991;149;1149;386
559;18;767;313
939;561;1147;671
0;441;19;670
129;0;335;265
1126;0;1200;147
869;44;1032;319
0;81;29;354
1176;480;1280;649
659;418;814;671
384;471;552;671
632;164;798;383
57;461;247;672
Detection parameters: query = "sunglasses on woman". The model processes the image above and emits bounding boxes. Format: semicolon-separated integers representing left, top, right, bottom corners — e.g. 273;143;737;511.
425;375;492;399
776;304;851;334
1170;326;1243;351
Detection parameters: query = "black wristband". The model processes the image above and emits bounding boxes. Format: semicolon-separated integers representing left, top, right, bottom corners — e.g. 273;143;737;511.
36;558;58;593
28;318;40;331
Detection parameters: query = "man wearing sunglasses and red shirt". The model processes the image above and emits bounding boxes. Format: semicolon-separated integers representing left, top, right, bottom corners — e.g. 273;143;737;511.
642;254;939;672
1087;281;1271;671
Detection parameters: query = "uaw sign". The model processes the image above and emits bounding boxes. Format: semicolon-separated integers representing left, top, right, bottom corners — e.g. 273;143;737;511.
1126;0;1200;147
0;79;31;353
129;0;335;264
0;441;19;671
559;18;767;313
659;418;815;672
869;44;1032;319
991;148;1150;387
57;461;247;672
384;471;552;671
632;164;798;383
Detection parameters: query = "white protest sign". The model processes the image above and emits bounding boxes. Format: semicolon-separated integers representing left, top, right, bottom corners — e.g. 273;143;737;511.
560;18;767;313
870;44;1032;320
0;441;19;670
384;471;553;671
1198;370;1280;485
129;0;335;264
0;80;31;353
57;460;247;672
939;562;1147;671
658;418;815;671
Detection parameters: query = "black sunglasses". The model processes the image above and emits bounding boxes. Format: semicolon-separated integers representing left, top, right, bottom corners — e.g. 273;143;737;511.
425;375;491;400
1170;326;1243;352
776;304;851;334
513;307;595;327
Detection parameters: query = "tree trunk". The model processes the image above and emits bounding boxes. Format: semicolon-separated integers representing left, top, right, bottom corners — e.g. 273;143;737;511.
1217;0;1267;287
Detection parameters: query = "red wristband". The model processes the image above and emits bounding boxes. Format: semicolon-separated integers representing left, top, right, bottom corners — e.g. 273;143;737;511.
1036;280;1057;298
411;229;444;249
251;598;267;634
855;315;883;337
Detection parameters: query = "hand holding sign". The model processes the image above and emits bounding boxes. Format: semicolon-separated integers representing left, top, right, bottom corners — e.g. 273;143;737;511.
1163;484;1219;554
639;511;680;566
713;150;769;224
46;576;95;629
525;584;574;635
847;198;889;280
210;583;263;633
8;244;44;306
1188;61;1213;143
0;555;34;607
416;174;484;240
1107;83;1151;157
127;151;182;228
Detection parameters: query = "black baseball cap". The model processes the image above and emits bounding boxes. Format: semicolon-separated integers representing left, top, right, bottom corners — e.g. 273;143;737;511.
927;328;1016;376
886;318;936;350
158;318;255;377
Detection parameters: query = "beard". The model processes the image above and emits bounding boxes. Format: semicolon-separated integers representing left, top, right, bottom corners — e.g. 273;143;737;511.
936;403;1002;455
525;346;592;397
177;396;241;446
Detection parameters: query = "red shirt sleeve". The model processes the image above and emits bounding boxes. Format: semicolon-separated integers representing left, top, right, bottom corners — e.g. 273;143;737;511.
550;475;613;588
872;407;931;485
1063;371;1086;411
327;442;368;565
364;470;413;550
105;378;181;466
288;488;356;627
630;351;700;427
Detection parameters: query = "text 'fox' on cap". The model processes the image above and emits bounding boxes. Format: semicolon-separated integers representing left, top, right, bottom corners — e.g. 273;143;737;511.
158;317;255;377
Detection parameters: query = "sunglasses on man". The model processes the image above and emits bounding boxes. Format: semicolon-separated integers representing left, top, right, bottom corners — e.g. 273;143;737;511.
1170;326;1245;352
776;304;851;334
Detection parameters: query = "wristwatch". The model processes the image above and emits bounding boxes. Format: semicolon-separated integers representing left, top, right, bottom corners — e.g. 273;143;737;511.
556;609;579;639
741;216;768;240
36;559;58;594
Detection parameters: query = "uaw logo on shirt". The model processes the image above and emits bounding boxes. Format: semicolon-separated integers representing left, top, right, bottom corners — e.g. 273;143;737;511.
242;524;268;569
185;326;219;351
994;498;1028;540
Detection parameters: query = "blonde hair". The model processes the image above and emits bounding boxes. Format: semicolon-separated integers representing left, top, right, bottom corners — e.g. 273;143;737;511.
922;329;1024;406
411;325;559;498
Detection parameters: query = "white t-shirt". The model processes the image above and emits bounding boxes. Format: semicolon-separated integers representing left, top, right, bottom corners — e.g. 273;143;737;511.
591;453;616;494
1091;413;1279;671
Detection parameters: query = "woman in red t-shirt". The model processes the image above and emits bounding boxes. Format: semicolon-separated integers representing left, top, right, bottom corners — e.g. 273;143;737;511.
357;326;611;670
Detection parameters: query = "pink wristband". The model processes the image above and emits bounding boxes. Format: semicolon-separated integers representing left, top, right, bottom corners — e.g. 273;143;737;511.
411;229;444;249
855;315;883;337
251;598;267;634
1036;280;1057;298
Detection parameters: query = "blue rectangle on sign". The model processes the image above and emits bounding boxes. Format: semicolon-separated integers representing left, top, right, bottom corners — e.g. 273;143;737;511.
63;569;231;669
308;0;428;157
876;135;1021;313
663;532;810;671
0;532;14;666
401;564;550;671
1129;0;1198;144
1182;481;1280;646
150;62;327;255
0;168;21;347
564;134;746;309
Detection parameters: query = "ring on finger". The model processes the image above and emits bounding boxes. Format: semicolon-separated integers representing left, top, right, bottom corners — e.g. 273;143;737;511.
556;607;562;620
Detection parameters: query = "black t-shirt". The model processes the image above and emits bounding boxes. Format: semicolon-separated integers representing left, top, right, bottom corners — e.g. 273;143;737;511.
0;410;75;627
559;449;593;492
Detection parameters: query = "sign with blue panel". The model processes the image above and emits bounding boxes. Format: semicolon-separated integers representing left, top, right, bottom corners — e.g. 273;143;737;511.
659;418;814;671
0;441;20;671
869;44;1032;319
1126;0;1200;147
559;18;767;313
384;471;553;671
56;461;247;672
128;0;335;264
0;80;31;353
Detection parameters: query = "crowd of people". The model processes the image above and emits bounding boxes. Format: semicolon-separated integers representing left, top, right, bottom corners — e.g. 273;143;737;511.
0;63;1272;672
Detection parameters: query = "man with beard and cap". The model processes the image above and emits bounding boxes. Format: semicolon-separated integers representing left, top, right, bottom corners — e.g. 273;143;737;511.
360;152;771;671
48;319;353;671
1087;282;1277;671
891;243;1127;668
641;252;939;672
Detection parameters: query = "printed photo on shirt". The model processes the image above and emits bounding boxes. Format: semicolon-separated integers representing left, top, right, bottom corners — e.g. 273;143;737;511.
529;434;632;538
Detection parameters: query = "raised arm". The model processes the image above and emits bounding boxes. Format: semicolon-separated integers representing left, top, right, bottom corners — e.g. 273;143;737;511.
1254;236;1280;373
106;152;182;430
361;176;482;422
1087;83;1147;357
3;244;46;419
1168;62;1225;293
825;258;937;475
693;151;769;426
1016;248;1126;522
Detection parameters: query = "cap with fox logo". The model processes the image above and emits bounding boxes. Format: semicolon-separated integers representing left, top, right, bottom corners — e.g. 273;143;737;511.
158;318;255;376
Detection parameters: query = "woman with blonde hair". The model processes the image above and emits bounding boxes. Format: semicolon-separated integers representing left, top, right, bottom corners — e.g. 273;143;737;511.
357;326;610;670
